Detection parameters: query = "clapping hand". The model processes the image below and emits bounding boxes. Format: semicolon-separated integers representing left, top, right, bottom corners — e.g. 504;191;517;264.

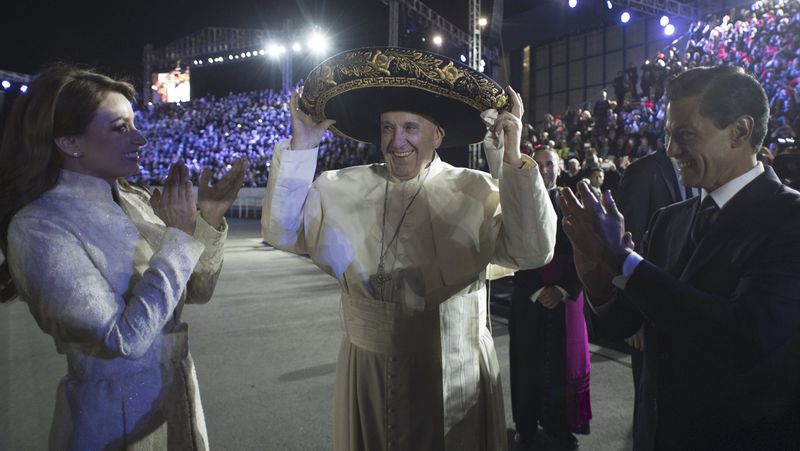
150;161;197;235
289;88;336;150
198;158;248;229
559;182;634;304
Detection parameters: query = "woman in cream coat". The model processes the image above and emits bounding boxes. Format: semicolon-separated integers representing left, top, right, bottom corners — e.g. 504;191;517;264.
0;65;246;450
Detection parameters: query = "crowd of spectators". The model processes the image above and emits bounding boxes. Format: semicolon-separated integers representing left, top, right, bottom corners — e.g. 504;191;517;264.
131;0;798;189
132;89;377;187
527;0;799;192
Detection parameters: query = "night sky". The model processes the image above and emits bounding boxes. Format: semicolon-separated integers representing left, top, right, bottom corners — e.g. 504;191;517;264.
0;0;481;81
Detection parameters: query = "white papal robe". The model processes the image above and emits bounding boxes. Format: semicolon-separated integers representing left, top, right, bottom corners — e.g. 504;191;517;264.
262;139;557;450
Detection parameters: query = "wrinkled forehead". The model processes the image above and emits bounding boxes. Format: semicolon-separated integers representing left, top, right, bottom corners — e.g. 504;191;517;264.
379;110;441;128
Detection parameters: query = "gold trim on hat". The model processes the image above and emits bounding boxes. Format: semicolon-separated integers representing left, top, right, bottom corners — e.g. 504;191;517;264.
301;48;508;133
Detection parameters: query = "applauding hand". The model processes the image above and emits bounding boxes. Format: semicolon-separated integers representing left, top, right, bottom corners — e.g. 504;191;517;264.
198;158;248;229
150;161;197;235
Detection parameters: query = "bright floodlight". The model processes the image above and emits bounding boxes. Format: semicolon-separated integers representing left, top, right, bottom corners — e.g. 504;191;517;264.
1;81;9;90
208;58;213;63
478;17;488;27
292;42;302;52
569;0;577;8
20;84;28;93
307;31;329;54
664;24;675;35
620;11;630;23
432;35;443;46
267;43;282;59
460;54;466;62
606;0;612;9
660;15;670;26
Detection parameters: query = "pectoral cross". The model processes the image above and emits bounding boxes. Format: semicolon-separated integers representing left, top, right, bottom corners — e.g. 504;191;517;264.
369;263;392;301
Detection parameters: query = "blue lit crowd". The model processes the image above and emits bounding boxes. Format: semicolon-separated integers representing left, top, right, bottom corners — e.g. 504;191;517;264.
132;0;798;188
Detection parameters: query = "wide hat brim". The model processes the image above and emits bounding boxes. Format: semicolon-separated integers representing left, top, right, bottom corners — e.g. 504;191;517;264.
300;47;509;148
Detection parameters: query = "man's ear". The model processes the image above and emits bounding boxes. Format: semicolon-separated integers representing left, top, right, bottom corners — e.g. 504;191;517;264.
433;126;445;150
730;115;755;149
54;136;81;158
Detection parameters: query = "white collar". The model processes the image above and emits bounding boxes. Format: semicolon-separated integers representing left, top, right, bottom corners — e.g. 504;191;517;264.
701;162;764;209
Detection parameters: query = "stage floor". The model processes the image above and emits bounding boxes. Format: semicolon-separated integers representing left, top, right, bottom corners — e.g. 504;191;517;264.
0;218;634;450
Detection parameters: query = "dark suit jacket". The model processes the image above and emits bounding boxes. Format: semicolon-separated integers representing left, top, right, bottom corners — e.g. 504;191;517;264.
615;149;682;245
607;167;800;450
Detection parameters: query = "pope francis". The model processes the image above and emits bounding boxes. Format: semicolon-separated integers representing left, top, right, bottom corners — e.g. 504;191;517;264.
261;47;557;451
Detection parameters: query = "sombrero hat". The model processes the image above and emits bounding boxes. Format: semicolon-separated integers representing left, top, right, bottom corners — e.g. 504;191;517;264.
300;47;509;148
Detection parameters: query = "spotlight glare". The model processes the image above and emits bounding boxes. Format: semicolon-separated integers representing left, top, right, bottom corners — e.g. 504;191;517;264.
569;0;577;8
307;31;329;55
478;17;488;27
228;55;234;60
664;23;675;35
660;15;670;26
292;42;302;52
246;51;252;57
20;84;28;93
432;34;443;46
460;54;466;62
620;11;630;23
267;43;282;59
606;0;612;9
1;80;10;90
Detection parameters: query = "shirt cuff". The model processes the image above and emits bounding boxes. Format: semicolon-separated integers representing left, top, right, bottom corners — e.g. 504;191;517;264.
611;251;644;290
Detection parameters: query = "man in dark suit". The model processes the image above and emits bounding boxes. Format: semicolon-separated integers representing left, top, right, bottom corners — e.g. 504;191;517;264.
613;145;689;428
615;148;685;246
561;66;800;450
510;148;589;450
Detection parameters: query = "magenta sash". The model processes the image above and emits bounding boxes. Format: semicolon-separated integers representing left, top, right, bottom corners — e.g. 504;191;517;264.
535;255;592;430
564;291;592;430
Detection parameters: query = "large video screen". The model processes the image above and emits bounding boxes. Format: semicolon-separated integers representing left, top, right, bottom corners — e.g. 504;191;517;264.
151;67;191;104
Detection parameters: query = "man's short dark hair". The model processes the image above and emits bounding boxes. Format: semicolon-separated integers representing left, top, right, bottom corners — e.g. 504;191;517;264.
666;66;769;149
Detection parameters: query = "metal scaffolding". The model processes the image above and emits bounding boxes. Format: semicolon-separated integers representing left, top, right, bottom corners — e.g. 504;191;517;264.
615;0;699;20
142;27;284;103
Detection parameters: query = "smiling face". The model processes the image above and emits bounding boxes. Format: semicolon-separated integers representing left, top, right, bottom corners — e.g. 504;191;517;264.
61;91;148;184
379;111;443;181
665;95;753;192
533;148;560;189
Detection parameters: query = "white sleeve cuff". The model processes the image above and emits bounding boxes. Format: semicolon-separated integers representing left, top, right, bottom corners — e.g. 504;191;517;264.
529;286;545;303
611;251;644;291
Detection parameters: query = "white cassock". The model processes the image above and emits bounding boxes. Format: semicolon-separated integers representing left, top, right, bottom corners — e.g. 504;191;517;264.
262;139;556;451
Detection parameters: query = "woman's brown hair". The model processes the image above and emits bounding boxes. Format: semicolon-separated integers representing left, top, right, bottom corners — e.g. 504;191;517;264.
0;64;135;302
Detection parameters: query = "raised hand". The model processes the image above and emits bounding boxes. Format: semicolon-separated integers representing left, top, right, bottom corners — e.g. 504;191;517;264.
149;160;197;235
289;88;336;150
559;182;632;304
490;85;524;167
198;157;248;229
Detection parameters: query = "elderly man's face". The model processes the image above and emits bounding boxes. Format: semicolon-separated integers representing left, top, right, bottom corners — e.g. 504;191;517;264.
380;111;443;181
533;149;561;189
